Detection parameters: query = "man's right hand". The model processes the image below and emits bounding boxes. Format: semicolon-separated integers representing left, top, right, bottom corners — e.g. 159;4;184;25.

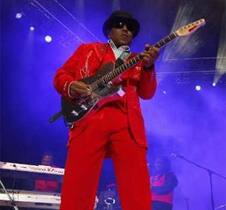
69;81;92;98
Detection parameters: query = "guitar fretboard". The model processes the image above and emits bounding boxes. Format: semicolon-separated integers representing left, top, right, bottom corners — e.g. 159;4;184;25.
97;32;178;85
155;33;177;48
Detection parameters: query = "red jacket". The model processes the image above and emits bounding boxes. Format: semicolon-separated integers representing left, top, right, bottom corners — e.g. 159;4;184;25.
54;42;157;147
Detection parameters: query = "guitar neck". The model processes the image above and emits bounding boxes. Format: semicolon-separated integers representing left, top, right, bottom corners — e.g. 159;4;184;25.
154;32;177;48
100;32;178;84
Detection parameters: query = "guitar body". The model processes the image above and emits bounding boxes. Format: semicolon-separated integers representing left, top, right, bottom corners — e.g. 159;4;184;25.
61;62;120;124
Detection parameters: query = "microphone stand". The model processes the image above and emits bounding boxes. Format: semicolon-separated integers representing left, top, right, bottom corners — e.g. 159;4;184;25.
184;197;190;210
0;179;19;210
174;154;226;210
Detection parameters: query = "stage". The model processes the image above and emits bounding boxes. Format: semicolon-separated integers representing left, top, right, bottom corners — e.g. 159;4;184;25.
1;0;226;209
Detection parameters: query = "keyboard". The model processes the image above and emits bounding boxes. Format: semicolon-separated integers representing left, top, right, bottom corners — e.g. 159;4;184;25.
0;189;60;209
0;161;64;175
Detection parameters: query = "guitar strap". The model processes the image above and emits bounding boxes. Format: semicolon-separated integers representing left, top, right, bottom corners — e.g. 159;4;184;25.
98;42;131;68
115;50;131;67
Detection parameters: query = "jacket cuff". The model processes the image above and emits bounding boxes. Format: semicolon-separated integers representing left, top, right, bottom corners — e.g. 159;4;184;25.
62;80;74;98
67;81;75;98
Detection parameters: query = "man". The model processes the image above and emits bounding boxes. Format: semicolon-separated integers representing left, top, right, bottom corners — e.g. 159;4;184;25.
54;10;159;210
151;157;178;210
34;153;60;192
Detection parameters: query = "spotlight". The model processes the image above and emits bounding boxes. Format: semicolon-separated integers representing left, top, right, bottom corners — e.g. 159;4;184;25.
29;26;35;31
45;35;52;43
195;85;201;91
15;13;22;19
212;82;216;87
162;90;167;95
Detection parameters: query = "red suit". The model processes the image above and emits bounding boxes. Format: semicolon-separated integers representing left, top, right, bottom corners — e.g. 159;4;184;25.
54;42;157;210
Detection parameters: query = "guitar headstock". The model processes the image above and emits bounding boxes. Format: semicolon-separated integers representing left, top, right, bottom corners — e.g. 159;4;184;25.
175;19;206;37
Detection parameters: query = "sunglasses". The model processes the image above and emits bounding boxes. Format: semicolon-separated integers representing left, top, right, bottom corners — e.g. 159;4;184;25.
111;20;137;33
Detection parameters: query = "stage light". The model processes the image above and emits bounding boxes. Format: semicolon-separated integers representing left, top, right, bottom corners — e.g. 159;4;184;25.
195;85;201;91
29;26;35;31
162;90;167;95
161;2;202;61
45;35;52;43
15;13;22;19
215;3;226;85
212;82;216;87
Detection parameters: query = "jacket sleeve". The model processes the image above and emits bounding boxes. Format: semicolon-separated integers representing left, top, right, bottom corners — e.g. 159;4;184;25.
137;65;157;99
53;44;86;98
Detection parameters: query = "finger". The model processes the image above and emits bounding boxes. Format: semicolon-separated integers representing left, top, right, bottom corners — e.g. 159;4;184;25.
140;52;150;57
145;44;151;50
73;81;89;89
72;86;89;91
150;47;159;54
143;57;154;63
146;44;158;52
145;48;159;58
141;52;152;59
71;86;90;95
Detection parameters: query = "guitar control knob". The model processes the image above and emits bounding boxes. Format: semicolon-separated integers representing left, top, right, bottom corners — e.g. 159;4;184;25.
71;110;79;116
81;105;88;110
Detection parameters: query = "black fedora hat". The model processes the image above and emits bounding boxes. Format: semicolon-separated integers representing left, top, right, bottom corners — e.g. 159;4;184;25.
103;10;140;38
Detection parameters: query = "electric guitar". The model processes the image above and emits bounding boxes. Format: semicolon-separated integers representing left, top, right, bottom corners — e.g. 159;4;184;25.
56;18;206;125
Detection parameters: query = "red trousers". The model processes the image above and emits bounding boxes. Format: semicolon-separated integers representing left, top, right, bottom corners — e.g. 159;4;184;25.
60;105;152;210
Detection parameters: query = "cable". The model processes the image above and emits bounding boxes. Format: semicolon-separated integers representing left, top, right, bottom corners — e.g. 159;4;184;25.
0;179;19;210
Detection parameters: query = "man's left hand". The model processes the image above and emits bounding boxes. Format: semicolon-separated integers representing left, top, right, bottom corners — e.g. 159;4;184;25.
141;44;159;69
